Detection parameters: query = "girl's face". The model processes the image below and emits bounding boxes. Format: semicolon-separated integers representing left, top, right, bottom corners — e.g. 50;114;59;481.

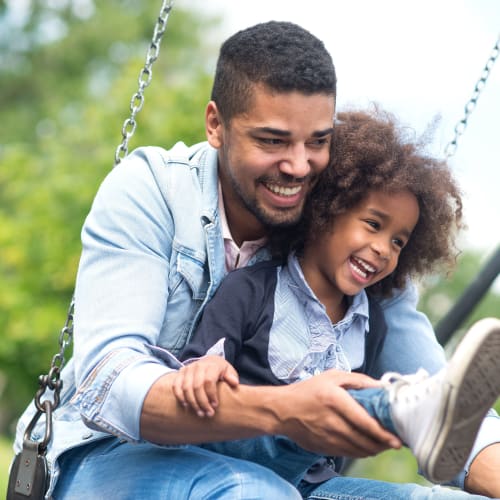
300;189;419;303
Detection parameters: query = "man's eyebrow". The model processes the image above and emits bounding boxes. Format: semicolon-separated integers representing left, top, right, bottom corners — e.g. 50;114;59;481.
312;127;335;137
252;127;334;137
253;127;290;137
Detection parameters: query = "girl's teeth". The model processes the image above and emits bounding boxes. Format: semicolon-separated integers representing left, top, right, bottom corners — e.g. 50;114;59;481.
350;257;376;279
350;260;368;278
353;257;376;273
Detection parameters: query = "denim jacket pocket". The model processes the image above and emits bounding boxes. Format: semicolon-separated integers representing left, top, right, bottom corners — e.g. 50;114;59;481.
158;245;210;355
174;245;208;301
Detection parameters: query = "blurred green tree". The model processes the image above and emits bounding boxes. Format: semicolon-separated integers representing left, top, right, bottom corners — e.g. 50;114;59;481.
419;248;500;344
0;0;219;434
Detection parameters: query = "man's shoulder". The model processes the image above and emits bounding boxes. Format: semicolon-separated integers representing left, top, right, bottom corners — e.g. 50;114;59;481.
103;142;212;182
158;141;210;163
108;141;218;207
128;141;213;169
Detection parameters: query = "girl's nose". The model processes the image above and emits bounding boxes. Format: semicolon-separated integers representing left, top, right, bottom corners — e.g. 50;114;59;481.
371;238;391;260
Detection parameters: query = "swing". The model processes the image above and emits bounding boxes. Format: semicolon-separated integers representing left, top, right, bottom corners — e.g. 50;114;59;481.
7;2;174;498
6;4;499;496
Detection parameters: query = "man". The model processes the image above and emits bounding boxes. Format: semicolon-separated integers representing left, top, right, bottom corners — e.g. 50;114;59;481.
13;21;500;499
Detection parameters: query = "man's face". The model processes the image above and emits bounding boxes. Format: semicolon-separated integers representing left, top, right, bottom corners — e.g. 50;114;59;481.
206;85;335;244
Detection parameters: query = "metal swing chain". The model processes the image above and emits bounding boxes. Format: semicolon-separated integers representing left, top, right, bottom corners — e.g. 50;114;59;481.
445;33;500;158
31;0;174;447
115;0;175;166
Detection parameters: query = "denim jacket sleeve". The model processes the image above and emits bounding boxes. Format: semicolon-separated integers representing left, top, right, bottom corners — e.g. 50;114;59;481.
374;282;446;377
70;146;205;442
376;282;500;489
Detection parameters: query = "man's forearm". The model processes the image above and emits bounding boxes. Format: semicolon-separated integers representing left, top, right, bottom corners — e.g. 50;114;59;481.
140;372;279;444
140;369;399;458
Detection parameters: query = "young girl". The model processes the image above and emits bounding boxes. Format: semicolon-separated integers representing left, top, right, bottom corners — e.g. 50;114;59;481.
170;109;500;488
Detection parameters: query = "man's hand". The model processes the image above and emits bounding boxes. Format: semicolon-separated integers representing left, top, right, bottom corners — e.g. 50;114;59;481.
172;355;239;417
142;367;400;457
465;443;500;498
274;369;402;457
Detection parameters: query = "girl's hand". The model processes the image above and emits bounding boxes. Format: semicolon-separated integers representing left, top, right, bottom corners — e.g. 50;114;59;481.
172;355;239;417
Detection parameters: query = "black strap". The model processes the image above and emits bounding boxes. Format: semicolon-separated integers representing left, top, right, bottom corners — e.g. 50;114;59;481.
7;440;49;500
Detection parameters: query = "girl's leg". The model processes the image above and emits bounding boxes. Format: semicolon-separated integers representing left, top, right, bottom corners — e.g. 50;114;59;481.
347;387;397;433
300;476;491;500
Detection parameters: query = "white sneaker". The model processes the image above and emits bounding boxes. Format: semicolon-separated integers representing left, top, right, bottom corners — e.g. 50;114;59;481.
382;317;500;483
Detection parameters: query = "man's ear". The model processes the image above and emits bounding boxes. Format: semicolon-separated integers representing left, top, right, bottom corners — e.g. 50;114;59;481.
205;101;224;148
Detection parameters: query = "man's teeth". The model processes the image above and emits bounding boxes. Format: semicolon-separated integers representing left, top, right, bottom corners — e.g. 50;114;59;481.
350;257;376;278
266;183;302;196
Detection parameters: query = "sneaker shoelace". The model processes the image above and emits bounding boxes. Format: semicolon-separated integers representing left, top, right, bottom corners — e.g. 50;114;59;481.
381;368;434;404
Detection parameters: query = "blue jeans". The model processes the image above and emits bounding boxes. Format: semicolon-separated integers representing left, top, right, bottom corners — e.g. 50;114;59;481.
298;477;492;499
52;438;302;499
52;388;490;499
52;441;490;499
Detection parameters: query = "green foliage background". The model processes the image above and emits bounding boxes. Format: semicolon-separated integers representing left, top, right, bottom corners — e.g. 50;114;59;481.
1;0;499;495
0;0;215;431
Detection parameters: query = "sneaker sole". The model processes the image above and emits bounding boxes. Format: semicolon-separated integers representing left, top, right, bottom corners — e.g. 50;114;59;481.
420;317;500;483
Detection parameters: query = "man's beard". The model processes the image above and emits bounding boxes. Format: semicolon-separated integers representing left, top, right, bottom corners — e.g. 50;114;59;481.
230;174;307;229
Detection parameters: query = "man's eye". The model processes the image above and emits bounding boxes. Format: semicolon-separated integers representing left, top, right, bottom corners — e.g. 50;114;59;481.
259;138;283;145
307;137;329;147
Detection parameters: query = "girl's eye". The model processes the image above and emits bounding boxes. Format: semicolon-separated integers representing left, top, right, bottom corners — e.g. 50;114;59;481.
365;220;380;230
392;238;405;249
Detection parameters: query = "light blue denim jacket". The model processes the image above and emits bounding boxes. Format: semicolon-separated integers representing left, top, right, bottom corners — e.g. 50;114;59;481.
13;142;500;495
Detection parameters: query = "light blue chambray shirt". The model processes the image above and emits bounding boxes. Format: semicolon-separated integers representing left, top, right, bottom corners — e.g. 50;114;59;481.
269;253;370;379
182;252;371;380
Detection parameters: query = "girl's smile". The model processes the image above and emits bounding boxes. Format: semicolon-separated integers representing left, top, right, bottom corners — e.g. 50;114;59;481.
300;189;419;321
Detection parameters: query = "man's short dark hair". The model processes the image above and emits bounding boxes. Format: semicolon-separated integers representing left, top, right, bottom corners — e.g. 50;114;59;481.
211;21;337;123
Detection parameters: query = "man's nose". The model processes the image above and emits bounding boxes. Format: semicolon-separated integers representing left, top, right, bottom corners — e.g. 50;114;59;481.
278;144;311;179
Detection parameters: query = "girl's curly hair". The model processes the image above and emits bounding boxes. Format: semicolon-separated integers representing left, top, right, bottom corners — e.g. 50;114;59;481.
274;108;464;297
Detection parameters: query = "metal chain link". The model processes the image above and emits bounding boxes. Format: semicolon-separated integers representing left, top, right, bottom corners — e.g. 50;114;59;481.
445;34;500;158
29;1;175;447
33;296;74;416
115;0;174;165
